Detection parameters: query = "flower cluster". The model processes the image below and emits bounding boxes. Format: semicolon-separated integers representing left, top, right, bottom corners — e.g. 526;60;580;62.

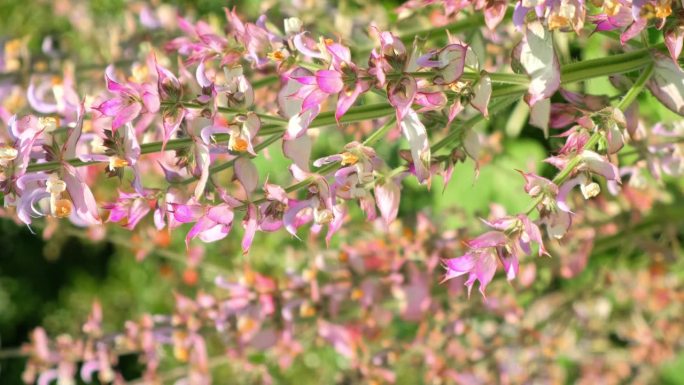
1;0;684;383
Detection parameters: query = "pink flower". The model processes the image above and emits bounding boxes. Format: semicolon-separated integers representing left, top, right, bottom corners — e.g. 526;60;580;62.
291;41;371;124
102;191;152;230
94;65;159;130
172;201;236;248
443;214;545;297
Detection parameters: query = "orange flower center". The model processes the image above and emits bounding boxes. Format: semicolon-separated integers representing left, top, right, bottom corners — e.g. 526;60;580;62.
54;199;73;218
340;151;359;166
230;136;249;152
109;156;129;169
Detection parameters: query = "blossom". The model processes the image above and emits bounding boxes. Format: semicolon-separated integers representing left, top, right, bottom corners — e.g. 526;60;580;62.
94;65;160;130
102;191;152;230
292;41;371;124
172;201;236;247
80;123;144;194
443;214;545;297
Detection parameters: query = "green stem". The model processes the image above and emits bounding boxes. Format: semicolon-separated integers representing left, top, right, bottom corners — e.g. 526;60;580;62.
431;96;521;152
363;116;397;147
24;47;659;175
616;61;654;110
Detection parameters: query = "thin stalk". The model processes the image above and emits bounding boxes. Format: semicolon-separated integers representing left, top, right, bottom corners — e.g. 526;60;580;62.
616;62;654;110
24;47;658;175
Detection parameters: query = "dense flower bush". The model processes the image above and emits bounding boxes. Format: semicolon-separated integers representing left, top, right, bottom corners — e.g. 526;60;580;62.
1;0;683;384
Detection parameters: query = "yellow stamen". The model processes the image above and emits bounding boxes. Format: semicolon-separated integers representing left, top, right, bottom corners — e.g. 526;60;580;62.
46;175;67;194
548;14;570;30
229;135;249;152
267;50;286;62
237;316;258;335
3;87;25;113
641;1;671;19
340;151;358;166
655;2;672;18
130;63;149;83
324;38;334;46
38;116;59;132
299;302;316;317
0;145;18;162
5;39;22;56
351;288;364;300
109;156;129;169
603;0;621;16
314;208;334;225
53;199;73;218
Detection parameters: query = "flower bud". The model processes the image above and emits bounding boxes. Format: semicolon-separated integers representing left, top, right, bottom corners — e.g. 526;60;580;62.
580;182;601;199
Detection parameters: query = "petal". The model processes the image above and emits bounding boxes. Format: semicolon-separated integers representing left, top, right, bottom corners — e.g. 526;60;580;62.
112;102;142;130
399;109;430;184
193;140;211;199
442;253;476;282
234;157;259;194
467;231;507;248
581;150;620;181
647;52;684;115
284;134;313;171
335;82;366;122
62;163;101;225
94;98;124;117
242;204;258;254
514;21;560;106
529;98;551;137
315;70;344;94
470;74;492;118
388;76;417;121
374;179;401;228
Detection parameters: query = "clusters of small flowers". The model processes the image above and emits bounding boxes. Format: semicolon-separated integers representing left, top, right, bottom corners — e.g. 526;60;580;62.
441;45;684;294
19;208;684;384
398;0;684;59
2;1;684;294
1;7;526;251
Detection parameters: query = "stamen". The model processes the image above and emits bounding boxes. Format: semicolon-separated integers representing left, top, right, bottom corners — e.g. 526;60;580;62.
340;151;359;166
46;175;67;195
229;135;249;152
38;116;59;132
0;144;18;162
53;199;73;218
109;156;129;169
